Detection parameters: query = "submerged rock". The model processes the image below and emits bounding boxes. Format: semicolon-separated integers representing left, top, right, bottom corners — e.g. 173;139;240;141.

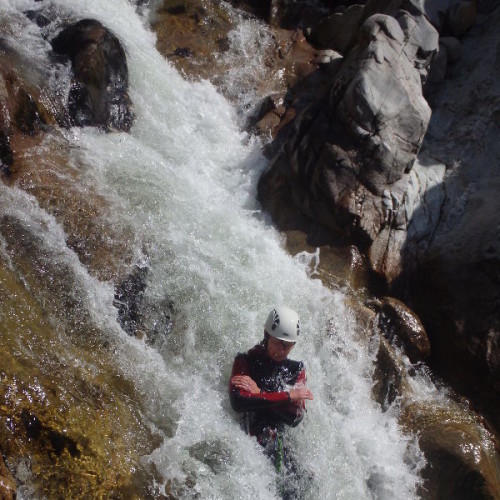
114;265;149;337
51;19;134;131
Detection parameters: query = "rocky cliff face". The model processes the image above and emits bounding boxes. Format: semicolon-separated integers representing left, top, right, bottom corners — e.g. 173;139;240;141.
399;1;500;432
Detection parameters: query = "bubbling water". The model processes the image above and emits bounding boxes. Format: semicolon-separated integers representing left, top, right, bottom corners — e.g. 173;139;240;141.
1;0;426;498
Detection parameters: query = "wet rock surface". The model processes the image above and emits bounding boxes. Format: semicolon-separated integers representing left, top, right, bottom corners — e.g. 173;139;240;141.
151;0;325;135
368;296;431;363
0;51;135;282
359;304;500;500
51;19;134;131
0;256;161;497
0;25;151;494
0;453;16;500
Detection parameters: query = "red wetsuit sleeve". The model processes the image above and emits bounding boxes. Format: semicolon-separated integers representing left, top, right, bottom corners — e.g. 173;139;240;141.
229;355;290;413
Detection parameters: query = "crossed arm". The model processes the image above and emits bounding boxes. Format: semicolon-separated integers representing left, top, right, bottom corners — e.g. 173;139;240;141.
229;355;313;425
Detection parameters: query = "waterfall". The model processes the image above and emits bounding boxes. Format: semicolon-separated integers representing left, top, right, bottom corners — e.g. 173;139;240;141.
1;0;426;498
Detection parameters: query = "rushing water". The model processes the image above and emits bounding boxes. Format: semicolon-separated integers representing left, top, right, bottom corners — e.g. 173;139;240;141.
1;0;427;498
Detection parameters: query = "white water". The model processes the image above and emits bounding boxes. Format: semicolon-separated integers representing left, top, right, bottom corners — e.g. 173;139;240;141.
2;1;426;498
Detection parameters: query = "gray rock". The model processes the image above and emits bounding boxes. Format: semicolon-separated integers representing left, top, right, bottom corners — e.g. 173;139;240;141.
401;3;500;429
258;10;436;282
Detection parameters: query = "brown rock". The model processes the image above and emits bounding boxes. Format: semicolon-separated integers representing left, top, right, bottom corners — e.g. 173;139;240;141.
370;296;431;362
0;454;16;500
401;401;500;500
0;258;161;498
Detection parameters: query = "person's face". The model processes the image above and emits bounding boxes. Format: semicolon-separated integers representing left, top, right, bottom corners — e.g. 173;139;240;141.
266;336;295;362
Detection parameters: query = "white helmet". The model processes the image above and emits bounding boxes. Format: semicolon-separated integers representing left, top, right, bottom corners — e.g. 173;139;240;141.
264;306;300;342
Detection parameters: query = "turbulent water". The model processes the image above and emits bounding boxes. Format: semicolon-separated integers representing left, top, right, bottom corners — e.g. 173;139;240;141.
1;0;429;498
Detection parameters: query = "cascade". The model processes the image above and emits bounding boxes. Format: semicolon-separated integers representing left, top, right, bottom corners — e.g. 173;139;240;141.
0;1;429;497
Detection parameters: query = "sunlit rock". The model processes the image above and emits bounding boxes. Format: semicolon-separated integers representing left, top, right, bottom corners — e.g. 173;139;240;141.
258;10;436;282
0;52;135;282
363;301;500;499
151;0;322;137
0;258;161;497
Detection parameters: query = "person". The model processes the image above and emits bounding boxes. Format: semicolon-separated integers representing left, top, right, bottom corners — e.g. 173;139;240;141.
229;306;313;496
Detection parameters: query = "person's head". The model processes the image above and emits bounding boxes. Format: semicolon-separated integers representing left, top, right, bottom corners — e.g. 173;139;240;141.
263;306;300;362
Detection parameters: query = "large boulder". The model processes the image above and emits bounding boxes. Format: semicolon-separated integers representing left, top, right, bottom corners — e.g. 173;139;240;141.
51;19;134;131
258;9;437;280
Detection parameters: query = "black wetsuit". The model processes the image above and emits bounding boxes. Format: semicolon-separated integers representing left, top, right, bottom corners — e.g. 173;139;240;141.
229;343;309;498
229;343;306;441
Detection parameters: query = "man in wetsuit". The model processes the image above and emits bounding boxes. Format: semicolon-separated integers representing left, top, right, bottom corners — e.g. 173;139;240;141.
229;306;313;484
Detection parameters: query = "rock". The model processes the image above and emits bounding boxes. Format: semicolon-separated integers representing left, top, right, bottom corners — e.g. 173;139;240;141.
228;0;330;28
372;333;410;408
399;3;500;433
0;454;16;500
444;0;478;37
152;0;239;86
369;313;500;500
402;401;500;500
51;19;134;131
440;36;462;62
396;9;439;79
0;74;13;175
0;36;135;282
152;1;323;139
14;88;46;136
425;43;448;93
114;265;149;337
24;8;51;28
336;14;433;192
113;264;175;347
0;59;53;177
0;254;162;498
368;296;431;362
306;5;364;54
258;11;435;283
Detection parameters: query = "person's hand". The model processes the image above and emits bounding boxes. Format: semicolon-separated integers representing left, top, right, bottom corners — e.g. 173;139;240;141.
288;388;314;402
231;375;260;394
